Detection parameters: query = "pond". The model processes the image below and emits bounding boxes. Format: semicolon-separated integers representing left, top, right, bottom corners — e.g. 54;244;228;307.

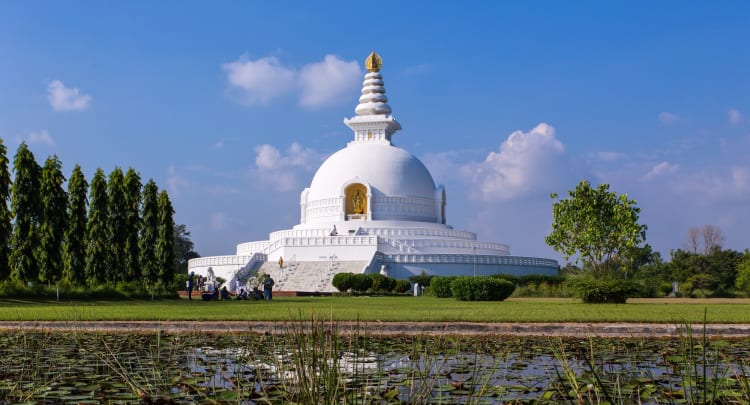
0;324;748;404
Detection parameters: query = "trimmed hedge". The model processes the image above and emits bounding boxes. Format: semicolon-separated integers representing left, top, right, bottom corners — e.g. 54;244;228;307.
332;272;412;294
394;279;412;293
450;276;516;301
565;276;637;304
430;276;457;298
332;273;354;292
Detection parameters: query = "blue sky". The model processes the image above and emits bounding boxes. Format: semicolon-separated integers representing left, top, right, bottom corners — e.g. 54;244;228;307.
1;1;748;262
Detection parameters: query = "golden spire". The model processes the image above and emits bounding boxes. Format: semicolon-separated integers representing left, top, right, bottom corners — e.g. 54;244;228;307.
364;51;382;72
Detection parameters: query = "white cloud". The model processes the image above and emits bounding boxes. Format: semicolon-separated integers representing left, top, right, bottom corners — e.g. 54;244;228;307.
728;108;742;125
27;130;55;147
223;54;361;108
214;139;225;149
298;55;361;108
253;142;322;191
166;165;192;197
459;123;586;201
222;55;295;105
659;112;680;124
642;161;679;181
47;80;91;111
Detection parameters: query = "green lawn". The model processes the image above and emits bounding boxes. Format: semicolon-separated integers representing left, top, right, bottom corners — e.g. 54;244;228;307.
0;296;749;323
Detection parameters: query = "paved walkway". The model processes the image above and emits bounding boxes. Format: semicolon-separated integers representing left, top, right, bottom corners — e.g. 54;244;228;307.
1;321;749;338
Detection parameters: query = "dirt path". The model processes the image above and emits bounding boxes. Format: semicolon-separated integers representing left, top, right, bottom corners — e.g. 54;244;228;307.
2;320;749;338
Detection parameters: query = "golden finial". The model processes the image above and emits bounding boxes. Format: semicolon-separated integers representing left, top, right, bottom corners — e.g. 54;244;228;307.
365;51;382;72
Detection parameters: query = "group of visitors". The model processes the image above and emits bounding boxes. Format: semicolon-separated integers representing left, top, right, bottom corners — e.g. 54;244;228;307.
186;272;209;300
186;272;275;301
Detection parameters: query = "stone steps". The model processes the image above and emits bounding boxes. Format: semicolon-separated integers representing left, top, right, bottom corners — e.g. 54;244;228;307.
256;261;369;293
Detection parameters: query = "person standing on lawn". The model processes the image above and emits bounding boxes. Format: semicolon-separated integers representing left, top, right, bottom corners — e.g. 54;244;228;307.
263;274;275;300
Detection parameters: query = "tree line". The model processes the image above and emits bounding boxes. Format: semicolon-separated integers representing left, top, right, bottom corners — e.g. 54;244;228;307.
546;180;750;302
0;139;180;291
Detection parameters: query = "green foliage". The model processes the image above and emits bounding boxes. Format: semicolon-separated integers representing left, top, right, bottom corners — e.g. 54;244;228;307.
85;168;108;286
123;168;142;281
408;271;434;287
450;276;516;301
512;274;568;297
156;191;176;286
735;250;750;294
38;155;67;284
350;273;373;293
369;273;395;292
394;279;412;293
174;224;199;275
564;274;638;303
0;279;174;300
430;276;457;298
0;139;11;280
63;165;88;286
489;273;518;284
668;248;742;291
332;272;353;292
546;181;647;273
332;273;405;294
10;142;41;283
107;167;127;284
139;180;159;285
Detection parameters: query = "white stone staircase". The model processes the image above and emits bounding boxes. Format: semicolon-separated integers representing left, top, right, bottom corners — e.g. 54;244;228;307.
256;260;369;293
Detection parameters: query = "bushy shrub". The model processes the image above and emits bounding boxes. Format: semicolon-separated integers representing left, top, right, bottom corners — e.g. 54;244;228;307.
490;273;518;284
393;279;411;293
450;276;515;301
369;273;395;292
350;273;373;293
517;274;564;286
430;276;457;298
565;275;637;303
332;272;354;292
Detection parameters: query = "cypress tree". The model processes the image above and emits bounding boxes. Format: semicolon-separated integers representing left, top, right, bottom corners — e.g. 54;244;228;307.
64;165;88;285
123;168;142;281
139;180;159;286
85;168;108;286
0;139;11;280
38;155;68;284
10;142;41;283
106;167;126;284
156;190;175;287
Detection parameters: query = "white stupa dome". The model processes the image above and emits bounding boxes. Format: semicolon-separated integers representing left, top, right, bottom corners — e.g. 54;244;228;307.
307;142;437;202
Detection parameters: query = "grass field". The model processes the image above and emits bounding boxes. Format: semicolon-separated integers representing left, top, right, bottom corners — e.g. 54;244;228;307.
0;296;749;323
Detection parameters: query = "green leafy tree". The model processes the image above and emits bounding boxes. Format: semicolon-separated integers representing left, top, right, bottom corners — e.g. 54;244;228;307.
63;165;88;285
546;181;647;275
0;139;11;280
735;250;750;293
332;272;353;292
85;168;108;286
668;248;742;291
139;180;159;285
706;249;742;291
106;167;127;284
10;142;41;283
123;168;142;280
174;224;199;275
156;190;175;286
38;155;68;284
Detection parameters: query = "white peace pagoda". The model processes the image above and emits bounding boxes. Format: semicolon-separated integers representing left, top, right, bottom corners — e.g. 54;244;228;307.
188;52;558;292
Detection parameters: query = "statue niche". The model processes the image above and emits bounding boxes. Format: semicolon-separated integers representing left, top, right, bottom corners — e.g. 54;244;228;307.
345;183;368;220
